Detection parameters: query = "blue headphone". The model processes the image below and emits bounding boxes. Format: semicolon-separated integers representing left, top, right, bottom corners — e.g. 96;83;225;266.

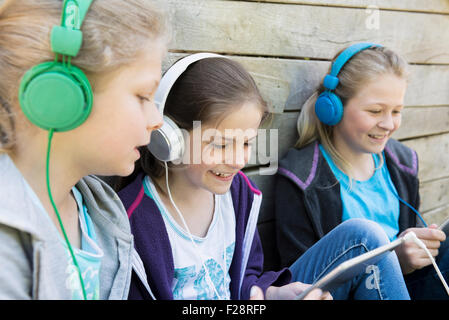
315;42;382;126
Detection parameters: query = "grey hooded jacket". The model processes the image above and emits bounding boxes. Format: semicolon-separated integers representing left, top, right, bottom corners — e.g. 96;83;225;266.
0;154;135;299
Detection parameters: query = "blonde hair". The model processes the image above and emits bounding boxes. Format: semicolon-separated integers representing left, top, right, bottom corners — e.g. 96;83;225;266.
0;0;169;153
295;46;409;177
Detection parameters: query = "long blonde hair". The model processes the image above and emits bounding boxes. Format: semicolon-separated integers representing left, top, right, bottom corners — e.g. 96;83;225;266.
296;46;409;177
0;0;169;153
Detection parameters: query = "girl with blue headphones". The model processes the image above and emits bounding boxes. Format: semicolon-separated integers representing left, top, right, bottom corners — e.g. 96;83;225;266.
0;0;166;299
275;43;449;299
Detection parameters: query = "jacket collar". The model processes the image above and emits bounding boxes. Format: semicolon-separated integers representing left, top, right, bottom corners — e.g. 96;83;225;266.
278;139;418;191
120;171;260;300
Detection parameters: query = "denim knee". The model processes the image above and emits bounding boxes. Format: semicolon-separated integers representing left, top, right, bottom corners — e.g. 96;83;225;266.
338;218;390;251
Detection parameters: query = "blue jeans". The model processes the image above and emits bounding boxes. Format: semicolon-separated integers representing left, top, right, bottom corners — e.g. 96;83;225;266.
289;219;410;300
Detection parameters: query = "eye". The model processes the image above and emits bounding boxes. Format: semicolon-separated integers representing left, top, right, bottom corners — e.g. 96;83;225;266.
393;110;402;115
137;95;151;103
368;110;382;114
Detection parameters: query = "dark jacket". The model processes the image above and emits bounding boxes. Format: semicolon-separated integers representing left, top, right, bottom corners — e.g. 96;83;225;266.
275;139;422;268
118;172;291;300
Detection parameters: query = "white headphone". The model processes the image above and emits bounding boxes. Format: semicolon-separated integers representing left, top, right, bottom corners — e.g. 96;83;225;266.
147;52;225;161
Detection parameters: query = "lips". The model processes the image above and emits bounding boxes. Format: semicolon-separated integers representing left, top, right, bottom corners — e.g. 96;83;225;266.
368;133;388;140
210;170;234;178
209;170;236;181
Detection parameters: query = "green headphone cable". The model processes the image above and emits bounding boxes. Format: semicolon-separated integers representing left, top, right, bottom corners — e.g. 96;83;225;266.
46;129;87;300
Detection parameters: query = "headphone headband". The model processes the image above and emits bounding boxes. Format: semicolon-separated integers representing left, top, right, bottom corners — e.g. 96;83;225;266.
323;42;381;91
149;53;226;162
315;42;382;126
51;0;93;57
154;53;223;114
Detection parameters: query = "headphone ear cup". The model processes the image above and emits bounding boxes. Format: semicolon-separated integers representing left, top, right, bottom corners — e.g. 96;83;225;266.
147;116;185;162
19;62;93;132
315;91;343;126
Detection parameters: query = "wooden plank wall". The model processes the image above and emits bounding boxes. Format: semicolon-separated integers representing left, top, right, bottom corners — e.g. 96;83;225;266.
156;0;449;269
3;0;445;270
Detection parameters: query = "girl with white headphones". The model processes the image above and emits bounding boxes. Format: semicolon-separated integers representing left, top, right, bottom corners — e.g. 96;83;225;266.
117;53;335;300
116;52;415;300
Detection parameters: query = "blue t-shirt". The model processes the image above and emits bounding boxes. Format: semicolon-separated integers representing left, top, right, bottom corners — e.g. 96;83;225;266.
319;144;400;241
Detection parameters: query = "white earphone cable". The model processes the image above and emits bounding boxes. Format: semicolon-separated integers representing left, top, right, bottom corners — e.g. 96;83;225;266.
403;232;449;296
163;162;228;300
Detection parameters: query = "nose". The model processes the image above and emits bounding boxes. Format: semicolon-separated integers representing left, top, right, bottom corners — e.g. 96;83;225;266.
378;112;395;131
234;150;247;170
147;101;163;132
226;142;249;170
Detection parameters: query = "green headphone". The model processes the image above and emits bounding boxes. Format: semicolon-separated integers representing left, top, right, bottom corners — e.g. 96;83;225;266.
18;0;95;300
19;0;93;132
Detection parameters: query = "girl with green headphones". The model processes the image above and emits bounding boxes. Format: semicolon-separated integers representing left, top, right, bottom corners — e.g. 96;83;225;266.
0;0;167;299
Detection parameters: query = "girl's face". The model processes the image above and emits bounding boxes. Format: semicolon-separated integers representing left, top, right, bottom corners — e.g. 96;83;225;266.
178;101;263;195
64;43;165;177
332;73;407;156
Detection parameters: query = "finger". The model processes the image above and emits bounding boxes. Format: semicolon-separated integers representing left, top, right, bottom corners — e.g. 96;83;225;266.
289;281;313;295
413;228;446;242
421;239;442;250
303;288;323;300
407;245;438;259
416;248;439;258
321;291;333;300
250;286;264;300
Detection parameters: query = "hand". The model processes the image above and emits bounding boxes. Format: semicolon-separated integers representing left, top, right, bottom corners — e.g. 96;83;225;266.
396;225;446;274
249;282;332;300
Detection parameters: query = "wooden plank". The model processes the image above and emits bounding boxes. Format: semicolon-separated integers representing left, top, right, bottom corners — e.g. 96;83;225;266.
423;204;449;226
403;133;449;183
165;53;449;113
420;177;449;212
405;65;449;107
157;0;449;64
393;106;449;140
239;0;449;14
242;60;449;111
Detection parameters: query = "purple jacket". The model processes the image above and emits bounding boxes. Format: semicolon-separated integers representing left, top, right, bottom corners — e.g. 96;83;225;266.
118;171;291;300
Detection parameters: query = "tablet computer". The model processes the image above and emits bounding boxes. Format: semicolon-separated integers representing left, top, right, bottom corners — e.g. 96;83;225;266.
295;236;406;300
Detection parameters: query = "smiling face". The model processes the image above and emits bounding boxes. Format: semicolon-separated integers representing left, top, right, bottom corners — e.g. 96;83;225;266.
332;73;407;157
63;42;165;177
176;101;263;195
